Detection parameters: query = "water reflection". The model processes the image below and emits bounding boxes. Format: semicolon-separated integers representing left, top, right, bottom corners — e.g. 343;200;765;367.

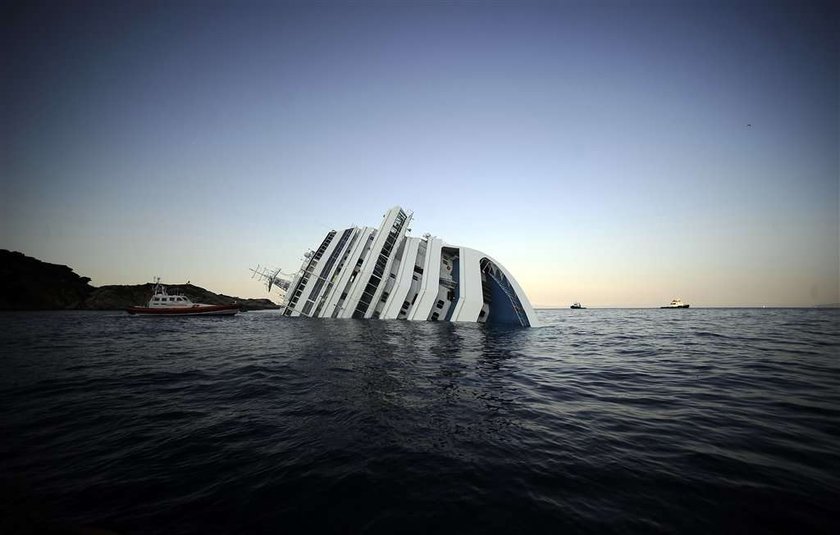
284;319;541;458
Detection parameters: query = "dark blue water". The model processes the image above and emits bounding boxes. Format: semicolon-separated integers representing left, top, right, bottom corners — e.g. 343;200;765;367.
1;309;838;534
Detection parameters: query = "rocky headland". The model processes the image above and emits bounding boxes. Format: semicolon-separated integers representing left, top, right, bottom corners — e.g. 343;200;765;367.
0;250;279;311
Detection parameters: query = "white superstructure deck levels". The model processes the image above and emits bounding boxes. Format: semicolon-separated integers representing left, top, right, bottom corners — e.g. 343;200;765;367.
260;206;539;327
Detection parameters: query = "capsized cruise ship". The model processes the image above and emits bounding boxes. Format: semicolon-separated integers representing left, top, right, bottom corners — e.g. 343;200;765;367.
251;207;539;327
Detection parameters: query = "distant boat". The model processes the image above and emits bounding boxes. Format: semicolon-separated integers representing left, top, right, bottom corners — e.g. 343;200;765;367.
661;298;690;309
127;278;240;316
570;302;586;309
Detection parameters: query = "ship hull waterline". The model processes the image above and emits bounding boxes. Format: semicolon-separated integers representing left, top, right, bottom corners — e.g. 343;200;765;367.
126;305;240;316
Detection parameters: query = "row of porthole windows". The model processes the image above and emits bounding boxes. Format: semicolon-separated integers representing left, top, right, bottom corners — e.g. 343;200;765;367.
353;217;405;317
308;228;353;315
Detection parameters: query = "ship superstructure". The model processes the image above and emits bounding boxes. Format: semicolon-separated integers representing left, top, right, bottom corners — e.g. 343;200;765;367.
252;207;539;327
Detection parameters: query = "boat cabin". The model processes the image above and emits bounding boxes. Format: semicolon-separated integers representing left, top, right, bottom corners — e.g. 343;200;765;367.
150;294;193;307
147;280;196;308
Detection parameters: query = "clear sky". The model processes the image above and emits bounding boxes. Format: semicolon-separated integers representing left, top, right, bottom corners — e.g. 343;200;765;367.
2;0;838;307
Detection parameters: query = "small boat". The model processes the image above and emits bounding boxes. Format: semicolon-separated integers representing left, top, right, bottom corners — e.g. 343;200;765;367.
661;298;690;309
126;278;240;316
570;302;586;309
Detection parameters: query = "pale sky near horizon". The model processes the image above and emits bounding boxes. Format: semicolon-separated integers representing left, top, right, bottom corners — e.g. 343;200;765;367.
2;0;838;307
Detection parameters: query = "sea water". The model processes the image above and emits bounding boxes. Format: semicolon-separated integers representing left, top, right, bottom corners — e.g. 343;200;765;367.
1;309;838;533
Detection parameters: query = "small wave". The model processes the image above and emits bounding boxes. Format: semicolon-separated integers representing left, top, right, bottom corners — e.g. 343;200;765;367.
1;309;837;533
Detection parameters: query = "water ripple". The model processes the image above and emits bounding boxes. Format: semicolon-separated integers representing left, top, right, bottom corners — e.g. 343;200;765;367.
0;309;838;533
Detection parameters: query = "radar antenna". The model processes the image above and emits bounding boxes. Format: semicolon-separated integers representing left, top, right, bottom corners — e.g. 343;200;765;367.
250;265;292;293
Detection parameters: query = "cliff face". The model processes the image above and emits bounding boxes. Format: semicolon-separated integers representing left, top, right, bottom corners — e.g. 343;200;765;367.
0;250;278;311
0;250;95;310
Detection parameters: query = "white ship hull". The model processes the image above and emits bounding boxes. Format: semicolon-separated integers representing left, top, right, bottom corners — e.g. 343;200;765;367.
259;207;539;327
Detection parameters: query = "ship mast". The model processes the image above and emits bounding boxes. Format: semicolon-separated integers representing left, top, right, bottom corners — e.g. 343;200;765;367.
249;265;291;293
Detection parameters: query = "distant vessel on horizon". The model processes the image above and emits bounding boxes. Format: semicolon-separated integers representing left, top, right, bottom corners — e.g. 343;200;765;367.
570;302;586;309
661;298;690;309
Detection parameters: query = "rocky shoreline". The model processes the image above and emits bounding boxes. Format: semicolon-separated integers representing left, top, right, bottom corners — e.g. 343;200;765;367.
0;250;279;311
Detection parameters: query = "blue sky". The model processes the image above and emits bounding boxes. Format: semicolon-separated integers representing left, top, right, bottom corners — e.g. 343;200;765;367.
2;0;837;306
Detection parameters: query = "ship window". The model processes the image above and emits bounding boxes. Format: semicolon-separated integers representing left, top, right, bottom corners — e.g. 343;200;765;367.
389;273;396;279
413;266;424;274
436;300;444;308
431;312;439;321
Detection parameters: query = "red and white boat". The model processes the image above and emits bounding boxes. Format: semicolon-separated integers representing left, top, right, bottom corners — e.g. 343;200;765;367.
126;278;240;316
